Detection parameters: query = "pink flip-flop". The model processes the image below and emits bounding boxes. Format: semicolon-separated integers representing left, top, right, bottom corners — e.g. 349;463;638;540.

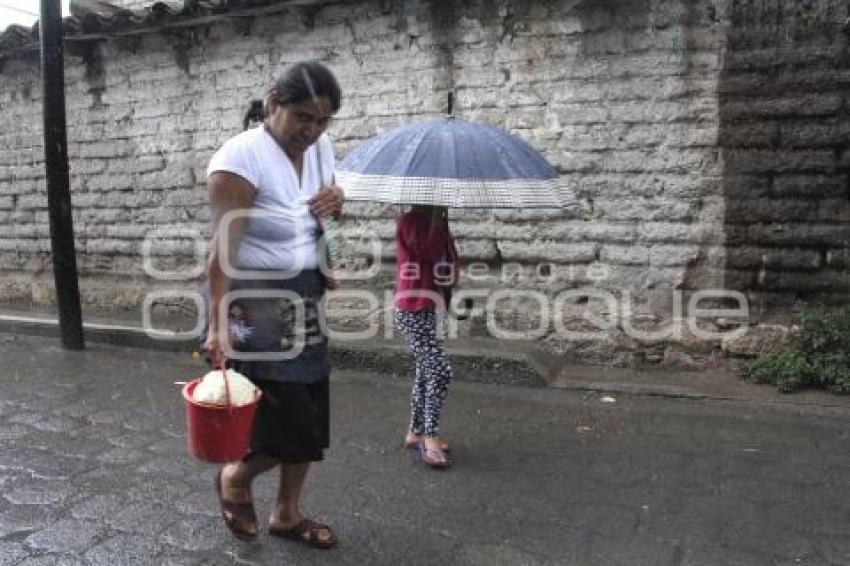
418;441;451;469
404;436;450;452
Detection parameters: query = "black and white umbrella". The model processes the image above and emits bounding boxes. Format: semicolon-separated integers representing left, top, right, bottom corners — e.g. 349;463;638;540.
337;111;577;209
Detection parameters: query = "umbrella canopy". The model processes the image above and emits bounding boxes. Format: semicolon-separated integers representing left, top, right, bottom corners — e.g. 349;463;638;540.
337;117;577;209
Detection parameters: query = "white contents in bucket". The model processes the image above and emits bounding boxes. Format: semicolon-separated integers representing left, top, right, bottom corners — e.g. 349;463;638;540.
193;369;258;406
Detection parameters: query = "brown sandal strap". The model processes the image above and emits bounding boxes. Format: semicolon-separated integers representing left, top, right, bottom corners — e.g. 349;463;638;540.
271;518;337;548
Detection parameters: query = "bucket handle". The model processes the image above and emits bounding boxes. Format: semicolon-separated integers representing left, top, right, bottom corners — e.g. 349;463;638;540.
213;359;234;411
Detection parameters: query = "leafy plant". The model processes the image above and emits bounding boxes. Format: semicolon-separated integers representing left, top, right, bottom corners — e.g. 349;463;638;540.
740;306;850;394
796;307;850;355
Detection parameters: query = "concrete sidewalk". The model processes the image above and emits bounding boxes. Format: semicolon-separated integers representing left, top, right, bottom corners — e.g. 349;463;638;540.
3;305;850;411
2;333;850;565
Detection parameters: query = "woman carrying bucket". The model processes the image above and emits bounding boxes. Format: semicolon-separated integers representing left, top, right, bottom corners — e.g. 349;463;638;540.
202;61;344;548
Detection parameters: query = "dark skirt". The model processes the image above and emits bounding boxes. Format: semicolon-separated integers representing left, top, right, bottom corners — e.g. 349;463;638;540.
200;269;331;462
246;378;330;463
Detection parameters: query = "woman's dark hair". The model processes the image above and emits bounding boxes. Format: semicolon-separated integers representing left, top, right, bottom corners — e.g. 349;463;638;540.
243;99;266;130
272;61;342;112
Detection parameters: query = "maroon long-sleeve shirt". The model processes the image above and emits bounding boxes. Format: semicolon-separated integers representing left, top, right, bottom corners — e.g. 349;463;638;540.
394;210;459;311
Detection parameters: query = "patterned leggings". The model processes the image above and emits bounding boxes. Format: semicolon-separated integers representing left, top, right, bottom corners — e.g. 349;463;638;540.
395;309;453;437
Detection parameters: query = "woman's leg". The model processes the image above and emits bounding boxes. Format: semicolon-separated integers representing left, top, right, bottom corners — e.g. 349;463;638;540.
397;310;452;461
408;359;426;435
418;313;452;438
270;462;308;525
219;454;279;536
403;357;450;450
269;463;335;544
396;310;427;436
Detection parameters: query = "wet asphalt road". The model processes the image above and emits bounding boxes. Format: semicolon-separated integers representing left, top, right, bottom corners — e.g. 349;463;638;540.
1;334;850;565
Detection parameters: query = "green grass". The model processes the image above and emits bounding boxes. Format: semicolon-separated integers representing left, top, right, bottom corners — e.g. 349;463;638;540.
740;306;850;394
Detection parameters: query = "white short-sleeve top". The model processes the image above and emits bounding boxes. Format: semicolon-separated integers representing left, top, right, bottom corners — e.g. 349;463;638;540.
206;127;335;271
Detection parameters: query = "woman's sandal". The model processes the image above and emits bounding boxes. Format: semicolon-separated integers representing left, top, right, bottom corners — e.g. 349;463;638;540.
269;518;338;549
404;434;450;452
214;468;258;541
418;441;451;469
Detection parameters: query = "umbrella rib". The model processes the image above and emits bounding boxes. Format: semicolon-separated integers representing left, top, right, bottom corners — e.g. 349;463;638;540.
497;121;554;180
367;127;411;176
494;126;534;181
411;121;438;177
445;120;460;207
403;121;438;182
475;125;510;206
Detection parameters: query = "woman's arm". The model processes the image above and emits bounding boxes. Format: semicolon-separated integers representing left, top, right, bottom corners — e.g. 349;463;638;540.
203;171;256;363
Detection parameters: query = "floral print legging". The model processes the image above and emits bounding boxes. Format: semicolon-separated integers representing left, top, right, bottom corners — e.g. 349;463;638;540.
395;309;453;437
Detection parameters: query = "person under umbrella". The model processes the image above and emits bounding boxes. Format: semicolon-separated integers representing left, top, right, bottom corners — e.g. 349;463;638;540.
395;204;459;468
337;94;578;469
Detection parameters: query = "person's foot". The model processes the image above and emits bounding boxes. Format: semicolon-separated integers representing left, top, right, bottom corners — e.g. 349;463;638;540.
418;436;450;469
404;431;449;452
269;510;337;548
215;467;258;539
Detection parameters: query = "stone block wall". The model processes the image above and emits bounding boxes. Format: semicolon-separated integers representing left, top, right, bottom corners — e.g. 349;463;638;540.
1;0;849;366
719;0;850;314
108;0;156;10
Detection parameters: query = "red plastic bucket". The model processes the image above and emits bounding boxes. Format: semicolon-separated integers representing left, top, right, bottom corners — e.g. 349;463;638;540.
182;373;262;463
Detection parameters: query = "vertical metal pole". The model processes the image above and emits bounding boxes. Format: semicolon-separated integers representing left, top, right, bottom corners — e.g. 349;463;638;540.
40;0;84;349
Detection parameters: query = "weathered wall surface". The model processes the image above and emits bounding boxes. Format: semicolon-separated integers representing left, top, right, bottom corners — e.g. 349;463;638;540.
0;0;848;365
108;0;157;9
719;0;850;312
